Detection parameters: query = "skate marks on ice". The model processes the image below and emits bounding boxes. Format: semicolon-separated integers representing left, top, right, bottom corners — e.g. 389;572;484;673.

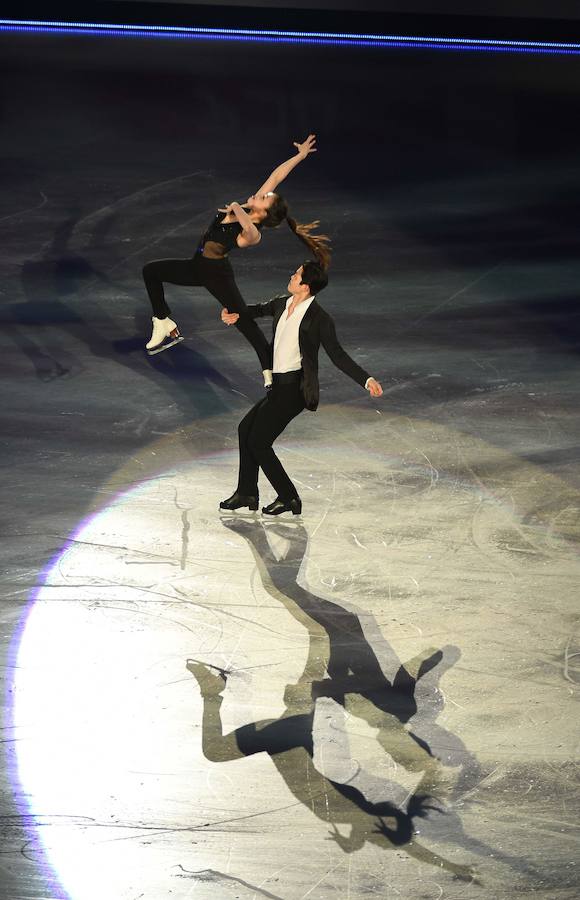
12;418;580;898
189;516;543;886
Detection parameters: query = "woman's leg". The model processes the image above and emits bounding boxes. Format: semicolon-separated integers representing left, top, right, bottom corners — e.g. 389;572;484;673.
186;662;245;762
203;264;272;372
142;257;201;318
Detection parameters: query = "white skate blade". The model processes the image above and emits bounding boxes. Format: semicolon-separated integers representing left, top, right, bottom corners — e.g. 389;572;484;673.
146;335;184;356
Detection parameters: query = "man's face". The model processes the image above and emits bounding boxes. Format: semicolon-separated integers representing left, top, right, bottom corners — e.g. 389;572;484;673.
287;266;304;294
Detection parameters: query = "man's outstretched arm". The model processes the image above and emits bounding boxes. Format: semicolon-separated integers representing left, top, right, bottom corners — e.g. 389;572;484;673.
320;313;383;397
221;295;287;324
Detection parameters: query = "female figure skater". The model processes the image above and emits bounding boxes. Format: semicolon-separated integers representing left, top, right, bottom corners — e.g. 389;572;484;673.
142;135;331;387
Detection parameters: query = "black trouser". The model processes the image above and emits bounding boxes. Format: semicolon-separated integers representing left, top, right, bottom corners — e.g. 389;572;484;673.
237;372;306;500
142;254;272;370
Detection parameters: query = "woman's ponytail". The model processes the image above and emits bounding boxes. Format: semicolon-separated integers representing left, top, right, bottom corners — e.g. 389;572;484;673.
286;215;331;271
262;195;332;270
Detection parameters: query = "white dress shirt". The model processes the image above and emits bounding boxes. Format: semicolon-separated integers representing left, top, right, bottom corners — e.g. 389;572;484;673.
273;295;315;373
272;294;375;389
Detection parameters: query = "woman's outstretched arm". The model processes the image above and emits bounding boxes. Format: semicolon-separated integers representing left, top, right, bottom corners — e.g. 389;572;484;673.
256;135;317;195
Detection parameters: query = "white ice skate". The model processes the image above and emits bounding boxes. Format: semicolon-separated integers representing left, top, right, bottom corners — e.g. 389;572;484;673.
146;317;184;355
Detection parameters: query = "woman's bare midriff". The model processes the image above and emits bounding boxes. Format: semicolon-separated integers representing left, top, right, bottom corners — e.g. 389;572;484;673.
202;241;227;259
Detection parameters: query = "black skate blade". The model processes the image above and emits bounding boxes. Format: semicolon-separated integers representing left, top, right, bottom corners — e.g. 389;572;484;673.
262;512;303;521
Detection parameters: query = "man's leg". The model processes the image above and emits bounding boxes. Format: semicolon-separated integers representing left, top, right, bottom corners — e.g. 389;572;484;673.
247;383;306;500
236;397;268;497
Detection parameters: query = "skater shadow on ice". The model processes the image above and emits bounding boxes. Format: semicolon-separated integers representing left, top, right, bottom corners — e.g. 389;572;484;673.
188;518;535;883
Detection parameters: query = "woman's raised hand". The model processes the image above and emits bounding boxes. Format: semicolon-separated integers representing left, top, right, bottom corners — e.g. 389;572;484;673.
293;134;317;158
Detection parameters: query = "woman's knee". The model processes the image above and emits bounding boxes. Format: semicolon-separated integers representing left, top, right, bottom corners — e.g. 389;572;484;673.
142;261;156;281
233;315;254;335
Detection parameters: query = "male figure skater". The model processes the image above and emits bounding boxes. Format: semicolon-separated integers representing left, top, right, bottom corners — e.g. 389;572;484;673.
219;261;383;515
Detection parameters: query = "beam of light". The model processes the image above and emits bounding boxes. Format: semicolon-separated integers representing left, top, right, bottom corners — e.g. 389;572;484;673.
8;489;145;900
1;18;580;54
8;471;206;900
9;449;276;900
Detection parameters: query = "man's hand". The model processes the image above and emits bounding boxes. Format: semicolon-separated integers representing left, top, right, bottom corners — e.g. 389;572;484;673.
221;308;240;326
293;134;317;158
367;378;383;398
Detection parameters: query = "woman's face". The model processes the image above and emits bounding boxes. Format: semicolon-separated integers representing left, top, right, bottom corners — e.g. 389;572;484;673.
246;191;276;212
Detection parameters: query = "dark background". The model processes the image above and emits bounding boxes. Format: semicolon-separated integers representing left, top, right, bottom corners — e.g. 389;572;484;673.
118;0;580;16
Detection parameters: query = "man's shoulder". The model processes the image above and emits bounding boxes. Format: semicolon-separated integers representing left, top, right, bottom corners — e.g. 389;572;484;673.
265;293;290;305
311;300;331;321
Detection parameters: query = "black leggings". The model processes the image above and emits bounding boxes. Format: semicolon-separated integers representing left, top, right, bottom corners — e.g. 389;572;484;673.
142;254;272;370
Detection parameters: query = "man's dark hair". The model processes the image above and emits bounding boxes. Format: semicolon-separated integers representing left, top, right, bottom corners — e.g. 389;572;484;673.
300;259;329;294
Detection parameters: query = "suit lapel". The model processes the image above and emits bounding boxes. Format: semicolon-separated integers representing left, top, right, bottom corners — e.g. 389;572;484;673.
271;295;289;334
299;299;320;337
272;296;319;341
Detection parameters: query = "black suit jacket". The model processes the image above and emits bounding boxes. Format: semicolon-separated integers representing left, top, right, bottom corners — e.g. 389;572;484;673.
249;294;371;411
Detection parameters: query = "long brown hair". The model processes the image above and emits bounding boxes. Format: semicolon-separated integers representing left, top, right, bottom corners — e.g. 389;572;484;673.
263;195;331;271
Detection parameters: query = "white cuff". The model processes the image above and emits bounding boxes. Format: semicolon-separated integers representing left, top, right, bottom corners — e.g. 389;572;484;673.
365;377;374;390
